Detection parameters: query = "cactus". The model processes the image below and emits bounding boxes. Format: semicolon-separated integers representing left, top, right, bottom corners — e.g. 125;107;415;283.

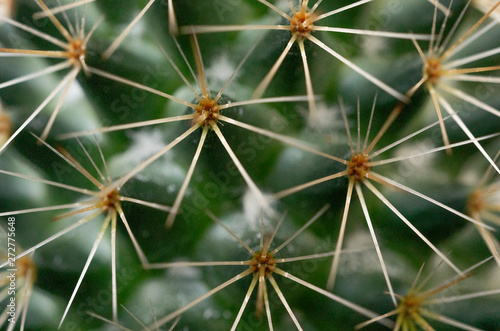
0;0;499;330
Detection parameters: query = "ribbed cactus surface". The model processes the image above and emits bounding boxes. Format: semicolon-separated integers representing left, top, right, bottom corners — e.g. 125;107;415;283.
0;1;500;330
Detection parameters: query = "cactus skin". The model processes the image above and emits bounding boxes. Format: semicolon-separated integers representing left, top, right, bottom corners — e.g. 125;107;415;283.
0;1;499;330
